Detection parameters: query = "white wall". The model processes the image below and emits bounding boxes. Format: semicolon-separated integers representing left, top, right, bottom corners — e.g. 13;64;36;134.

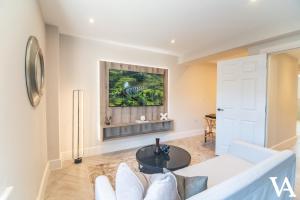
298;75;300;120
267;54;298;148
0;0;47;199
298;75;300;99
172;63;217;131
45;25;60;163
59;35;216;158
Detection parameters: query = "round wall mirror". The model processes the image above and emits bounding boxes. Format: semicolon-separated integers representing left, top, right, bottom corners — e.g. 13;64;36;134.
25;36;45;107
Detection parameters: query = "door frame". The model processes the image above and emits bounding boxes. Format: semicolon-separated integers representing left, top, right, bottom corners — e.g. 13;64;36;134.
260;40;300;148
260;40;300;55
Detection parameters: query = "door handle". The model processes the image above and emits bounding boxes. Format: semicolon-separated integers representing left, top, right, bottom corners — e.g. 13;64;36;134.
217;108;224;112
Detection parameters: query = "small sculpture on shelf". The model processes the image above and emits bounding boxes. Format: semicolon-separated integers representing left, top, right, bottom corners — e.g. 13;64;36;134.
104;116;112;125
161;144;170;154
140;115;146;121
153;138;170;156
136;115;149;123
160;113;168;121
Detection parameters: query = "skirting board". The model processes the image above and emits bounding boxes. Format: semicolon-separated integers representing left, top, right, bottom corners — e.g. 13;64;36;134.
36;162;50;200
61;129;203;160
271;136;298;150
36;159;63;200
49;159;62;170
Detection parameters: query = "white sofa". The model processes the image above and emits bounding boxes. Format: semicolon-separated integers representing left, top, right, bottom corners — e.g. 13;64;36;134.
95;141;296;200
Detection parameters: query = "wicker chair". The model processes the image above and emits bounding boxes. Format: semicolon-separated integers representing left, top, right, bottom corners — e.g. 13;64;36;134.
204;114;216;143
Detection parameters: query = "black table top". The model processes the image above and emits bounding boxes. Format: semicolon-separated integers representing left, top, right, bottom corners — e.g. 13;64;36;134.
136;145;191;172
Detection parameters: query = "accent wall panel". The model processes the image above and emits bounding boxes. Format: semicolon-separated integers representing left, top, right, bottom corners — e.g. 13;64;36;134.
100;61;169;140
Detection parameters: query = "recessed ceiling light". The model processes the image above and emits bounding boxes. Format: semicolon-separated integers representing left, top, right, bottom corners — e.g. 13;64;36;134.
89;18;94;24
250;0;257;2
170;39;175;44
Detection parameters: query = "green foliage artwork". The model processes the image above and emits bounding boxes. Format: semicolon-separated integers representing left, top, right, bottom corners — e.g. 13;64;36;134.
109;69;164;107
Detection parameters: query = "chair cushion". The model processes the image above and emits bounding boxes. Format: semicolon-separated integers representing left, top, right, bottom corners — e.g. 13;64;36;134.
174;154;253;188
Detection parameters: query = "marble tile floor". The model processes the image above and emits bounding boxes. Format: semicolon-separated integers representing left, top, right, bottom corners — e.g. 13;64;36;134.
44;135;300;200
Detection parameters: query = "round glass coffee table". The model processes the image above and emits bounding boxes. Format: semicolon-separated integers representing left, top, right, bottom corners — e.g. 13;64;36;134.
136;145;191;174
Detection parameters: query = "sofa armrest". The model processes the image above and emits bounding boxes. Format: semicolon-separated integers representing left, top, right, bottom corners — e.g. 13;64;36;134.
95;176;116;200
187;150;295;200
227;140;277;164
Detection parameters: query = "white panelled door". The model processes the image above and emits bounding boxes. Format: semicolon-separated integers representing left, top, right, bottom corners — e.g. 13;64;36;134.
216;54;267;155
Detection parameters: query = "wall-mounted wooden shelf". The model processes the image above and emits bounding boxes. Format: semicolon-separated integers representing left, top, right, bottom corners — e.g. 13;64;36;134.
103;120;174;141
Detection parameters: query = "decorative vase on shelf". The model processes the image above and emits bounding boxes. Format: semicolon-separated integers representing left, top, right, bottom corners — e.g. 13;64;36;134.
105;116;112;125
154;138;161;155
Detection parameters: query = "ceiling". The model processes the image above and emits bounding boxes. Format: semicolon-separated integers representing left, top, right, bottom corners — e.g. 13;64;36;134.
39;0;300;63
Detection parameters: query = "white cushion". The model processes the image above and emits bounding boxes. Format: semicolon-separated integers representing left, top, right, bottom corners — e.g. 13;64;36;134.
95;176;117;200
144;173;180;200
175;154;253;188
115;163;147;200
